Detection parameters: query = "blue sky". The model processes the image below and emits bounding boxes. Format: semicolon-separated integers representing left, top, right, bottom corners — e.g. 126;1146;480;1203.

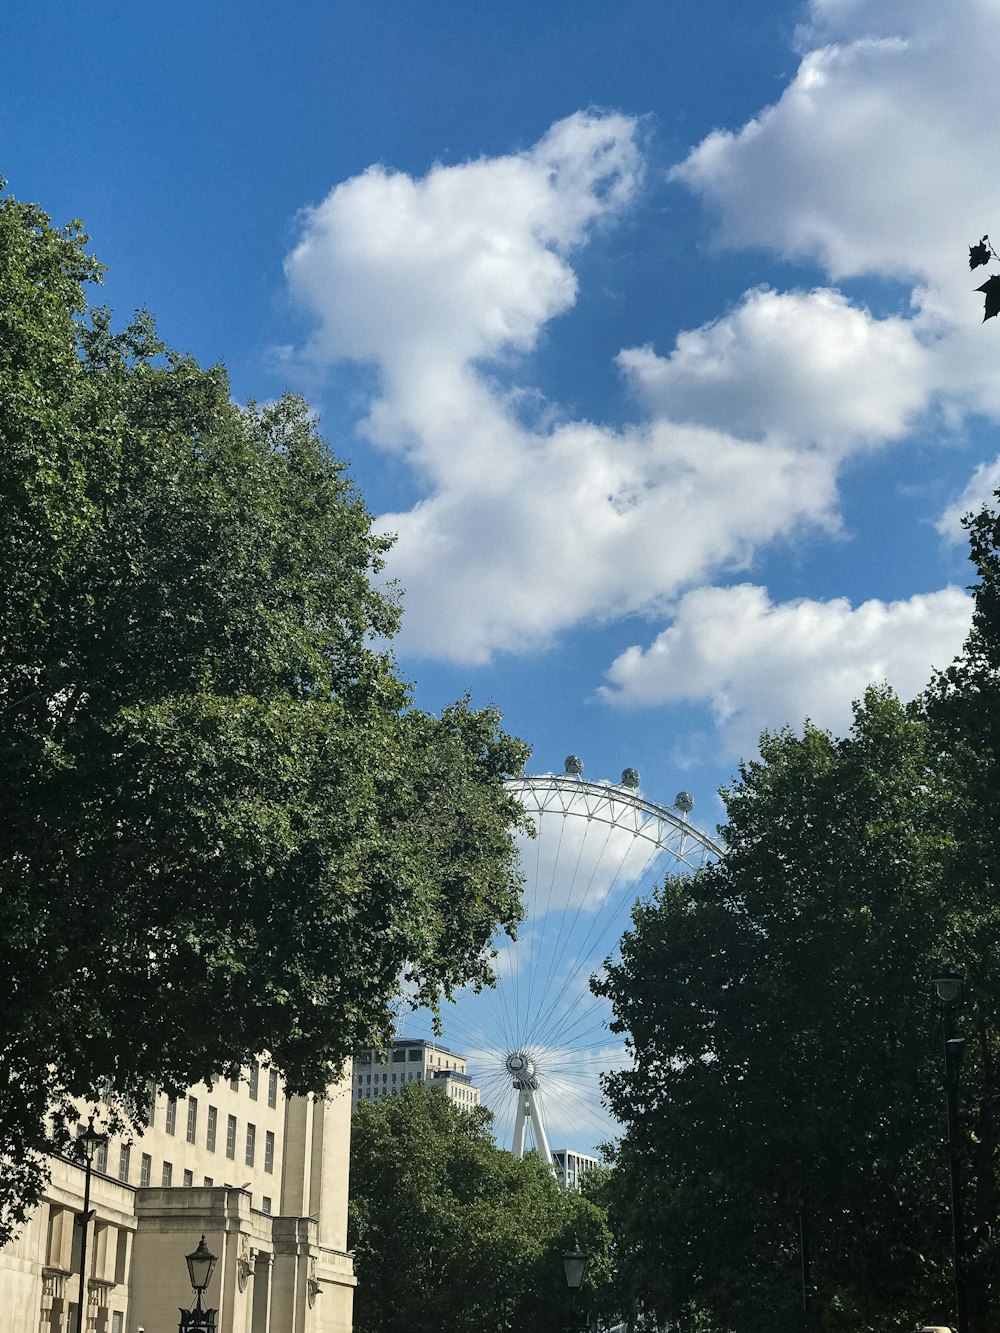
7;0;1000;1149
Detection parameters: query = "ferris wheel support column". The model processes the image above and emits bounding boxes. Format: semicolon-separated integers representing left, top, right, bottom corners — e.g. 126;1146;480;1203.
506;1051;555;1169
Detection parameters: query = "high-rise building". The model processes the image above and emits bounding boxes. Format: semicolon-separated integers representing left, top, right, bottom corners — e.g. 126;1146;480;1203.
0;1064;356;1333
351;1039;481;1112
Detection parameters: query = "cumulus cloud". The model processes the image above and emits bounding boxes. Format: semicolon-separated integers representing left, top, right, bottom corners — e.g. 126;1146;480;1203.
600;584;972;757
937;456;1000;541
618;286;929;455
675;0;998;290
284;110;949;664
673;0;1000;423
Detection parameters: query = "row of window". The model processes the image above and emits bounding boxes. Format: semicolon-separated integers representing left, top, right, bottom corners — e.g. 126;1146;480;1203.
356;1070;425;1085
354;1085;478;1105
136;1156;272;1212
149;1066;279;1133
89;1122;274;1186
155;1098;275;1169
357;1047;460;1069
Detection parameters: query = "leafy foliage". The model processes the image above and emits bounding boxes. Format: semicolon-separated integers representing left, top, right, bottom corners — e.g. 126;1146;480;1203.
349;1083;612;1333
597;516;1000;1331
968;234;1000;318
597;690;962;1332
0;187;530;1241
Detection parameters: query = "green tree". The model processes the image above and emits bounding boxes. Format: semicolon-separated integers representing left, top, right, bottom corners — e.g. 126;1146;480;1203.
0;187;529;1241
349;1083;611;1333
595;688;969;1333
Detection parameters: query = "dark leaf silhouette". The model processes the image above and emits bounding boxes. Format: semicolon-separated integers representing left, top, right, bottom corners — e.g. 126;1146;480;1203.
978;273;1000;321
970;237;992;269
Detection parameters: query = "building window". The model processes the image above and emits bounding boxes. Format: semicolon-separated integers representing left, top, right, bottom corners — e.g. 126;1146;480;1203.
183;1169;193;1187
245;1123;256;1167
264;1130;275;1174
139;1153;152;1187
230;1075;240;1092
118;1145;130;1183
366;1075;371;1084
206;1106;218;1153
95;1140;108;1175
186;1097;198;1144
165;1098;177;1136
146;1089;156;1126
268;1069;278;1108
249;1062;259;1101
111;1314;123;1333
408;1048;421;1061
262;1196;272;1215
226;1115;237;1160
392;1049;405;1062
162;1162;173;1187
204;1176;213;1187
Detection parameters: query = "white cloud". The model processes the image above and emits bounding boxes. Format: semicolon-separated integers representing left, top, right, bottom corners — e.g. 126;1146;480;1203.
675;0;999;292
286;111;642;379
937;455;1000;541
600;584;972;757
284;111;948;664
673;0;1000;425
618;286;929;456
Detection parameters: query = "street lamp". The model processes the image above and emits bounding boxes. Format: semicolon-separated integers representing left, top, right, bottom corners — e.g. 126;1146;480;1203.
931;965;968;1333
178;1235;218;1332
74;1116;106;1333
562;1238;589;1332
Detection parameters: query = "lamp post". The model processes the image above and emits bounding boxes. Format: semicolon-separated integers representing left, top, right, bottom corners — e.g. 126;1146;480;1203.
562;1237;589;1333
931;965;968;1333
178;1235;218;1332
74;1116;106;1333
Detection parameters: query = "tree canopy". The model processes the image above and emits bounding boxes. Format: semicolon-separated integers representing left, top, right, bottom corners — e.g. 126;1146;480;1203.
0;187;530;1240
349;1082;611;1333
596;508;1000;1332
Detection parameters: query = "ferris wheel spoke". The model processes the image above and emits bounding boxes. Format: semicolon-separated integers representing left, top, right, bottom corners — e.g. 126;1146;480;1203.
527;836;667;1049
518;805;568;1048
524;816;623;1047
522;808;607;1051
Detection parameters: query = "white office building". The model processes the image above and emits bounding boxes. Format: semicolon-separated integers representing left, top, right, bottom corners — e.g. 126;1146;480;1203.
552;1148;600;1191
351;1039;481;1111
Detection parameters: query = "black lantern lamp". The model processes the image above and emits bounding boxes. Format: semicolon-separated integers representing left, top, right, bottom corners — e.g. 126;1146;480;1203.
562;1238;589;1289
77;1117;104;1160
562;1238;590;1332
932;965;964;1009
179;1236;218;1332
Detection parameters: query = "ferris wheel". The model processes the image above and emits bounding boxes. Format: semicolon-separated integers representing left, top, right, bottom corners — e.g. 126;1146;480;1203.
402;757;722;1164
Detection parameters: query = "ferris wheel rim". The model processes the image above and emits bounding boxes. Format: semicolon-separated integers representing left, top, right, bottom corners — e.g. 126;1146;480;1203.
505;772;723;861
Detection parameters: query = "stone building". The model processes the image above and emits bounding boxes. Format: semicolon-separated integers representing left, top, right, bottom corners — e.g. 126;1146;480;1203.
0;1065;355;1333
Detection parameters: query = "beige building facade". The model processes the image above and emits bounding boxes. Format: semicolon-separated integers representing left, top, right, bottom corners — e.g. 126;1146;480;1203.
1;1065;355;1333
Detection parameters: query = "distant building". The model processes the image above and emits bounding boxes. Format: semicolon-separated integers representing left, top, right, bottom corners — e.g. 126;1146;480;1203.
552;1148;600;1191
0;1063;355;1333
351;1039;481;1112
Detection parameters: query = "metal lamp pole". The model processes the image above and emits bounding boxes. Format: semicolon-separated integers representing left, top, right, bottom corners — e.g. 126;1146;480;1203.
931;966;969;1333
74;1116;106;1333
